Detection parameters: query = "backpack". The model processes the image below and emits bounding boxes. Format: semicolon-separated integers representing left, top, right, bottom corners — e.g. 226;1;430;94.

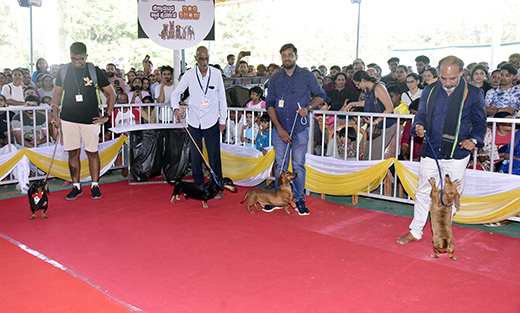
58;62;101;107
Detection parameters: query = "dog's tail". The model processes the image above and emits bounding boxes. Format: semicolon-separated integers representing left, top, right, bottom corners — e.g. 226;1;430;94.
240;190;251;204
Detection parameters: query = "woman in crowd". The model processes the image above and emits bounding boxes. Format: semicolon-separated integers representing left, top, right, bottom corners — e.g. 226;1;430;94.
395;65;408;93
470;64;492;95
0;73;6;93
37;74;54;99
401;73;422;107
316;76;324;89
140;95;156;124
349;70;395;160
474;111;513;172
128;76;150;104
30;57;50;82
35;73;44;90
420;67;438;88
489;69;501;88
245;86;265;108
141;77;152;95
0;94;15;123
2;68;25;106
125;70;136;93
327;72;356;111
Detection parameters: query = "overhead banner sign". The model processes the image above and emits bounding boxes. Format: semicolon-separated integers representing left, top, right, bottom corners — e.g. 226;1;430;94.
138;0;215;50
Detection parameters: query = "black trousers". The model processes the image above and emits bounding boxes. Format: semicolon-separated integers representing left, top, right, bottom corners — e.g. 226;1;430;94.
188;122;223;184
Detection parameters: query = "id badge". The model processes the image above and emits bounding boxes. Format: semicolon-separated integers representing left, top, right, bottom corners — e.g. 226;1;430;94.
202;99;209;106
278;100;284;108
76;94;83;102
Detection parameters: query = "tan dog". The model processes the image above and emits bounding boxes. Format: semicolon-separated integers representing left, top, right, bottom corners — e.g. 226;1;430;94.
241;171;297;214
429;175;460;261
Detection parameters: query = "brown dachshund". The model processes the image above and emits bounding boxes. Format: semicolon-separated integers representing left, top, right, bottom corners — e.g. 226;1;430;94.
429;175;460;261
241;171;297;214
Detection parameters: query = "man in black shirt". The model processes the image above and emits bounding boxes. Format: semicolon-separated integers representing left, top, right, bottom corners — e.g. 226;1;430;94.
52;42;116;200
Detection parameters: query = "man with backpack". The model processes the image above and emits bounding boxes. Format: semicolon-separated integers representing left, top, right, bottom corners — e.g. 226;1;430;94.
52;42;116;200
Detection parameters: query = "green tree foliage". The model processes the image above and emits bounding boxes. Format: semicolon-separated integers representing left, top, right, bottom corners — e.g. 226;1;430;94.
1;0;519;72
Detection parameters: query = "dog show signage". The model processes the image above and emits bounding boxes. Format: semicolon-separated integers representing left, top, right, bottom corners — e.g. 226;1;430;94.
138;0;215;50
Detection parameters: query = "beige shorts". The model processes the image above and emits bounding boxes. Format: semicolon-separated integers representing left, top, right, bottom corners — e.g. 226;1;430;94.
62;120;100;152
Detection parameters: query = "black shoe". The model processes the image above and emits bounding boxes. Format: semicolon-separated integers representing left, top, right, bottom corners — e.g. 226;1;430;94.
295;200;310;216
66;186;82;200
262;205;283;212
91;185;102;200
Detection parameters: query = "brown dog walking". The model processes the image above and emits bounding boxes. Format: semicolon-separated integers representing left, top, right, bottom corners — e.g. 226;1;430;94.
241;171;297;214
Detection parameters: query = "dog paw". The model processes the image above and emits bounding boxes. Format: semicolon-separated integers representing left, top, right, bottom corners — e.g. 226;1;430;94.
30;214;36;220
429;254;439;259
450;256;458;261
42;213;48;219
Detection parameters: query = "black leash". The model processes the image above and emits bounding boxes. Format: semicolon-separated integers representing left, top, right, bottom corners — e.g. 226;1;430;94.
423;132;445;205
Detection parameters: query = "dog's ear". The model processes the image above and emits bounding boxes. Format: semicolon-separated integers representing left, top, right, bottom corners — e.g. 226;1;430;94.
277;174;284;186
454;193;461;210
429;178;436;189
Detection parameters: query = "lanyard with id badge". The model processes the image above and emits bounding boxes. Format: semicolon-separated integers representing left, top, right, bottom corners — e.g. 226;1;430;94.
73;65;87;103
196;67;211;106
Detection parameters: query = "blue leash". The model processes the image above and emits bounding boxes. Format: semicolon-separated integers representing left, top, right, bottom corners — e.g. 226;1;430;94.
423;133;445;205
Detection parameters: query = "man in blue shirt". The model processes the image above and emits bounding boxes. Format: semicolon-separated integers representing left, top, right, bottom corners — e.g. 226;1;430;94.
264;43;326;215
397;55;487;244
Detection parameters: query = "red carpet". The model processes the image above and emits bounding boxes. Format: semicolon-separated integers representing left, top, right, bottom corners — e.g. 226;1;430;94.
1;181;520;313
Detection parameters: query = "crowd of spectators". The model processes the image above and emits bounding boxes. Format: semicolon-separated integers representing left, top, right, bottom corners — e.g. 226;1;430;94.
2;52;520;180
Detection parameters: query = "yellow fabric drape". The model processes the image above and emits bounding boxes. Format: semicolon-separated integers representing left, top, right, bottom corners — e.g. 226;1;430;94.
4;136;520;224
202;142;275;181
0;150;25;179
305;159;394;195
5;136;127;180
390;158;520;224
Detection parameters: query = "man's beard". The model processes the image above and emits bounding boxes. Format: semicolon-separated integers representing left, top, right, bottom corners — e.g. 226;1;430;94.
107;72;115;78
284;61;295;69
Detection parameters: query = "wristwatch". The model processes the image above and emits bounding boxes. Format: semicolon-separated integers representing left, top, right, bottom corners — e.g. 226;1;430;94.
470;138;477;145
103;112;111;119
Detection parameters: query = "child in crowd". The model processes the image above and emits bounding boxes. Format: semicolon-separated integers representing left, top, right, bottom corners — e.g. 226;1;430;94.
224;109;242;145
255;113;273;155
241;111;257;147
245;86;265;108
326;127;362;160
140;95;156;124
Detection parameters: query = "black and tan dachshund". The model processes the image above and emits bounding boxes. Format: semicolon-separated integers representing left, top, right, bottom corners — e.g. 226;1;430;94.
28;180;49;220
170;177;237;208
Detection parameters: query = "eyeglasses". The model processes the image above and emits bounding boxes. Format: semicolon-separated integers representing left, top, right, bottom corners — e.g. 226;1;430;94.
71;56;86;62
406;80;416;84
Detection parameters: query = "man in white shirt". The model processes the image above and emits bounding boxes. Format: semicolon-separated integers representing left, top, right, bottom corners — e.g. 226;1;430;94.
156;65;175;122
171;46;227;197
150;68;162;99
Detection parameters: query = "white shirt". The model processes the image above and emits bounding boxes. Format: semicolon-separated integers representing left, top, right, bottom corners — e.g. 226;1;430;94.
155;83;175;103
401;88;423;107
171;66;227;129
223;64;235;77
2;83;24;102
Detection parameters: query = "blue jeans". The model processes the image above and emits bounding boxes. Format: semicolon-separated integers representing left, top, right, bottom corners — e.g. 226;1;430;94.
272;127;309;202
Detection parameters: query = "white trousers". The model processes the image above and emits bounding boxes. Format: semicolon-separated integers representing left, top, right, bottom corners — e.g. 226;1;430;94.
409;155;469;240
